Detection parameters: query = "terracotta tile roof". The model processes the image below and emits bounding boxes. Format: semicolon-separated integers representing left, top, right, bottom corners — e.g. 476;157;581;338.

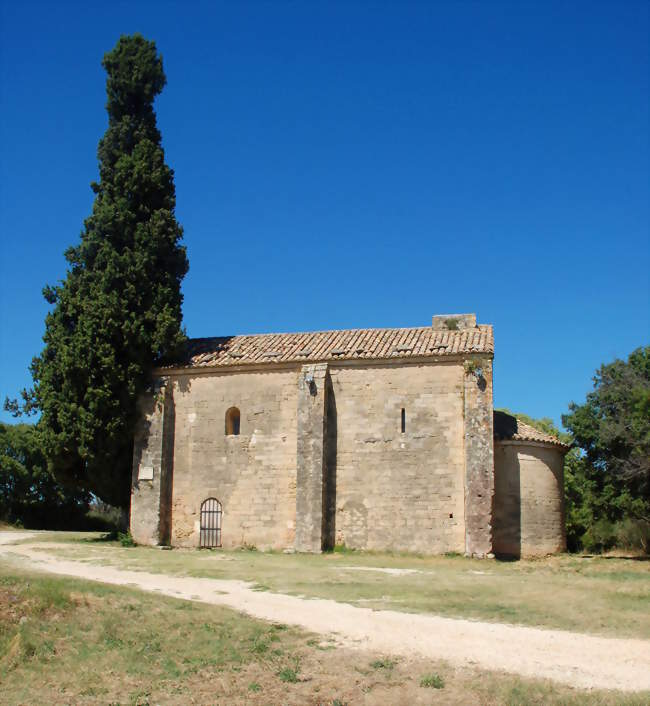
173;325;493;369
493;411;570;450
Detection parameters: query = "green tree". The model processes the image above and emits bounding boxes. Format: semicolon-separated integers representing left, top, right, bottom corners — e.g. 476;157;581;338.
563;347;650;552
11;35;188;509
0;423;90;528
563;347;650;518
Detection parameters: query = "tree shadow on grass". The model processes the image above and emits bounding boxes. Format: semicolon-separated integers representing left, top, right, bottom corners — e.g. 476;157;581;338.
575;553;650;562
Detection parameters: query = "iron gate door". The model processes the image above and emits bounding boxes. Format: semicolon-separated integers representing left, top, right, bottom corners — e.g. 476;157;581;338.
199;498;222;548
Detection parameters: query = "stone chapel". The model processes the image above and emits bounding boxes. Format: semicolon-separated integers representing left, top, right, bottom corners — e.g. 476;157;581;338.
130;314;568;558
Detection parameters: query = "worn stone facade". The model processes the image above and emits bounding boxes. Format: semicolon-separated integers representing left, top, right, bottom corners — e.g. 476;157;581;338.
329;362;467;553
169;369;297;549
130;315;566;557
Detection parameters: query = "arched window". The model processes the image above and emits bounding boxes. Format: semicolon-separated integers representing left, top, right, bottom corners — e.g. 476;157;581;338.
225;406;240;436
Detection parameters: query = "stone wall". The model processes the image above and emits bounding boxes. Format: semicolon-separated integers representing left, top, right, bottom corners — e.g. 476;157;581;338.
131;356;497;555
493;442;566;557
130;379;174;546
168;370;299;549
463;359;494;557
328;361;467;553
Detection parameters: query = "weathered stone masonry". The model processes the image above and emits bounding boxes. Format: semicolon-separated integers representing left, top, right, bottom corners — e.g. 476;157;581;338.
492;411;568;557
130;314;567;557
329;362;467;554
463;357;494;557
130;378;174;546
295;363;329;553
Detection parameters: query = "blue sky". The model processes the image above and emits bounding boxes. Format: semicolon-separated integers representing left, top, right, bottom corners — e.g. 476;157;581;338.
1;1;648;428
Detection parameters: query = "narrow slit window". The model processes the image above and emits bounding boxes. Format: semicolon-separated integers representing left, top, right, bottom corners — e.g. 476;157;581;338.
401;408;406;434
225;407;240;436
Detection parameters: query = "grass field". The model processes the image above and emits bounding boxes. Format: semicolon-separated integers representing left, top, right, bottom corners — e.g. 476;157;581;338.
17;532;650;640
0;567;646;705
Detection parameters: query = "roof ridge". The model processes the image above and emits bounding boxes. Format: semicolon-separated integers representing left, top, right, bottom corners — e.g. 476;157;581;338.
188;323;492;341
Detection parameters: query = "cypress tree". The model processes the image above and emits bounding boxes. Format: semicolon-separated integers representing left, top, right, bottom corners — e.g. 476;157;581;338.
30;34;188;509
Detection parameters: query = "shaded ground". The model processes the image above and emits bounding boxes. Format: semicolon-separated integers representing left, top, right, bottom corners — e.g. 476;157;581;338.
1;533;649;694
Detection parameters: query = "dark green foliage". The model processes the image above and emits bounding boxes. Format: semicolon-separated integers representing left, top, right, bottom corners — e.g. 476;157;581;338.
562;347;650;552
19;35;188;508
84;500;125;532
563;450;593;552
563;347;649;491
117;530;136;547
276;667;299;683
0;423;90;529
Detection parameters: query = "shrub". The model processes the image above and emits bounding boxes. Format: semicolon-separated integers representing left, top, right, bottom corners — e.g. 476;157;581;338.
581;519;617;553
332;543;356;554
118;531;136;547
420;673;445;689
84;502;124;532
277;667;299;683
616;519;650;554
370;657;395;670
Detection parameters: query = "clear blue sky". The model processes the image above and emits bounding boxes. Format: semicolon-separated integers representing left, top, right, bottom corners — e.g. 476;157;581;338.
1;1;648;428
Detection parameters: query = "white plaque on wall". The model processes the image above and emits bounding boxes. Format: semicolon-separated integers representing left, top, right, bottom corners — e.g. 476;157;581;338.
138;465;154;481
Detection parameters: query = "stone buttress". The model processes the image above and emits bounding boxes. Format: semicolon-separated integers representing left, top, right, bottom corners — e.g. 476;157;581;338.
130;379;175;545
463;357;495;557
294;363;330;552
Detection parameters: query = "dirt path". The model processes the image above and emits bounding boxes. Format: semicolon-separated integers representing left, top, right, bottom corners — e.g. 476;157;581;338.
1;534;649;693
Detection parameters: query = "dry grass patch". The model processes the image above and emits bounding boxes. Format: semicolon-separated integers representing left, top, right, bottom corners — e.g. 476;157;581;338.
0;568;647;705
25;535;650;639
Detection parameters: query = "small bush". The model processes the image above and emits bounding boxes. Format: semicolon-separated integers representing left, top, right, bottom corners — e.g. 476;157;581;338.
370;657;395;670
420;673;445;689
616;519;650;554
581;519;617;553
332;543;356;554
251;638;269;654
277;667;299;683
248;682;261;692
464;358;485;377
118;531;136;547
84;506;123;532
444;318;459;331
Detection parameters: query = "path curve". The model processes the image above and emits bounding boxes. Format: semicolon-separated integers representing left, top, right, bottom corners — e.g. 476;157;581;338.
1;534;649;692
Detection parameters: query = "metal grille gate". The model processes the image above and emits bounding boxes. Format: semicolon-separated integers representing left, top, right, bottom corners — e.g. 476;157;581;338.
199;498;222;548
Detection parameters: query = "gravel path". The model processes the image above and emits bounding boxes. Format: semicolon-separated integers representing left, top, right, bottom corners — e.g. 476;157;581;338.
1;533;649;692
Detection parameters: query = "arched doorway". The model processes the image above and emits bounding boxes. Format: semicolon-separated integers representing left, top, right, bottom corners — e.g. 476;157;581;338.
199;497;222;548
